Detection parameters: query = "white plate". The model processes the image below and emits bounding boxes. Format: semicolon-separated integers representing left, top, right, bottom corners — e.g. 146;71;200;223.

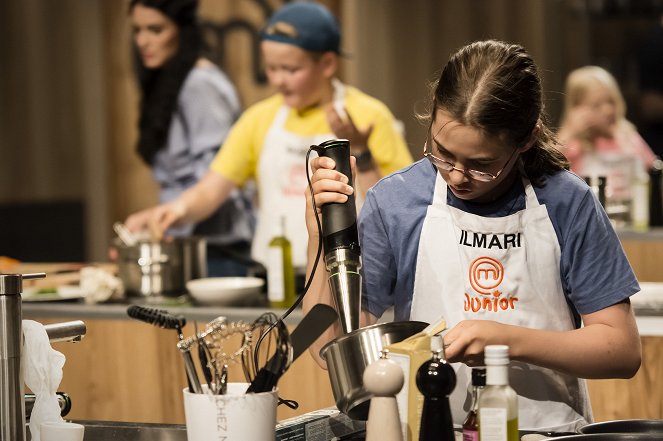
21;285;86;302
186;277;264;306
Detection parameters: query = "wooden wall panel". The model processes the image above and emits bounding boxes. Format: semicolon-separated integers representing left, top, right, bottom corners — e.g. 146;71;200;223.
622;238;663;282
587;336;663;421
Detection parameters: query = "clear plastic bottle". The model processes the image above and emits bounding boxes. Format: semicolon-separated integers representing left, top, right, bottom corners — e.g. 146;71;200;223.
478;345;518;441
266;216;296;308
462;367;486;441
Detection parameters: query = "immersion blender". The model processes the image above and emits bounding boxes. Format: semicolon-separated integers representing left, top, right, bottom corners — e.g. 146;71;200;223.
312;139;362;333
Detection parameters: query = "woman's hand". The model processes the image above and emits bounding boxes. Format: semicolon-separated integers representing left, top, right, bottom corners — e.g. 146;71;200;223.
305;155;356;240
124;208;153;234
124;200;187;240
146;200;187;240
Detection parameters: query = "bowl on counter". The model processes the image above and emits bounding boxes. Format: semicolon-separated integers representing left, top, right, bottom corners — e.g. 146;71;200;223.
186;277;265;306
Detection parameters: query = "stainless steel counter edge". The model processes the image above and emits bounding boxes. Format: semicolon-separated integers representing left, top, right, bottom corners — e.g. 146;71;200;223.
22;302;305;324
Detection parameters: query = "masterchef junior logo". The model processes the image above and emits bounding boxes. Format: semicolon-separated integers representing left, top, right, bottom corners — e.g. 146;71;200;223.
464;256;519;312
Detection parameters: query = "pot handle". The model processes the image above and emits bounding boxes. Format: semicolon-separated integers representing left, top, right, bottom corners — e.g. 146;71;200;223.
137;255;170;267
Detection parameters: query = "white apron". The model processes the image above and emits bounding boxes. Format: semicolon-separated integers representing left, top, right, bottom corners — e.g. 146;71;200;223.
411;173;593;432
254;81;348;268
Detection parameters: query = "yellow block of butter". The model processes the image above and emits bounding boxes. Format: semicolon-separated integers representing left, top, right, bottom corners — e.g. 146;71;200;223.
385;319;447;441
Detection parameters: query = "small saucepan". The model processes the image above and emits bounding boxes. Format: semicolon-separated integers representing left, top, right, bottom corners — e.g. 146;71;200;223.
116;237;207;298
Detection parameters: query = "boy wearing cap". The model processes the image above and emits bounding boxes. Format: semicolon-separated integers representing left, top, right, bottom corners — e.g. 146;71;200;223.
131;1;412;268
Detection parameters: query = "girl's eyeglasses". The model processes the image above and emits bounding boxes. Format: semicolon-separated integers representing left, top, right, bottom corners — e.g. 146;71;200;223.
423;135;519;182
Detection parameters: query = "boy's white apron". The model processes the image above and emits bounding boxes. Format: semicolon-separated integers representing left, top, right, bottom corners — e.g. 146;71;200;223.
254;81;348;268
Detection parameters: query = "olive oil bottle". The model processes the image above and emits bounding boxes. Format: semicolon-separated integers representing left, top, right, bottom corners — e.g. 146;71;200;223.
267;216;296;308
478;345;518;441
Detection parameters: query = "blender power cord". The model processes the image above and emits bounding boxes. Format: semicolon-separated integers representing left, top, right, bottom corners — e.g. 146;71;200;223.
250;146;325;409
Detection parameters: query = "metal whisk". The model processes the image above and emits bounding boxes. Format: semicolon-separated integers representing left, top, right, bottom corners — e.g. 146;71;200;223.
178;318;253;395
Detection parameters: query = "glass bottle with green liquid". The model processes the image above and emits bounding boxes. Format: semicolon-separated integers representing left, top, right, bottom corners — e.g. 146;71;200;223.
267;216;296;308
478;345;518;441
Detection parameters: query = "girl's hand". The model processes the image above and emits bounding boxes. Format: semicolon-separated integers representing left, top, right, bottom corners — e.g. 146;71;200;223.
566;106;614;140
443;320;514;366
305;155;356;240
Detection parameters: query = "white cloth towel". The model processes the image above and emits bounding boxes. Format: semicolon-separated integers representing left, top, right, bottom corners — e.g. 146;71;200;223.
22;320;66;441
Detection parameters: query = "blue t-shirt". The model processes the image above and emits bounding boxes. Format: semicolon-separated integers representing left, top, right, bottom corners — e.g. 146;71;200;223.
359;159;640;323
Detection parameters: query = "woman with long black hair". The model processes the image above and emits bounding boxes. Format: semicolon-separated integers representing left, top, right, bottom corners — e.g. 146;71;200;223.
125;0;255;276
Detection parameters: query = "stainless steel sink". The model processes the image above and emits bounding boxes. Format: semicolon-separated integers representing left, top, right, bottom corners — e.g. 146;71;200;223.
27;420;187;441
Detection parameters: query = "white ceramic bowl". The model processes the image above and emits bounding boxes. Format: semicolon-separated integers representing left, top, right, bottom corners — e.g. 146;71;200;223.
186;277;265;306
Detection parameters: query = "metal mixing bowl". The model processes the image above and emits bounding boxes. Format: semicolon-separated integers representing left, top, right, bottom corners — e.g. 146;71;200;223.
320;320;428;421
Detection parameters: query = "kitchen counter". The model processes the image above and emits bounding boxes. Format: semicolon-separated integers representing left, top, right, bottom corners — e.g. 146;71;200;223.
22;298;663;425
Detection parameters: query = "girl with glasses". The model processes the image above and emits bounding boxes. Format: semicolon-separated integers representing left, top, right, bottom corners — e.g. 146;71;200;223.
304;40;641;432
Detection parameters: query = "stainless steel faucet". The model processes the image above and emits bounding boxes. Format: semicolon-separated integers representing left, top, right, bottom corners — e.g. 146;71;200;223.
0;273;86;441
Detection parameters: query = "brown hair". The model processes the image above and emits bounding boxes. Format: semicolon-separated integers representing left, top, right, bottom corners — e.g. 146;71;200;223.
431;40;568;185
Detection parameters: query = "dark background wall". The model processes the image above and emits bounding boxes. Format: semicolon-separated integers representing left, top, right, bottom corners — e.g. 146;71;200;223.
1;0;661;262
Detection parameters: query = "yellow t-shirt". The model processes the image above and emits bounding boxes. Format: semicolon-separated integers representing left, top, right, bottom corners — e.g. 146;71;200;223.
210;83;413;185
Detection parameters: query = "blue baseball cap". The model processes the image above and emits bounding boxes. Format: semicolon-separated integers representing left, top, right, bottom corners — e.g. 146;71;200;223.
261;2;341;54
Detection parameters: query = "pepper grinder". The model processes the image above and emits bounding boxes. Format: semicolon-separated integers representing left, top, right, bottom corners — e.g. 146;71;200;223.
363;349;404;441
415;335;456;441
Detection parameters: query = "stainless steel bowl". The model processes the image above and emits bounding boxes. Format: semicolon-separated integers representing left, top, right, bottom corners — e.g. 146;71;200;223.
320;320;428;421
116;237;207;298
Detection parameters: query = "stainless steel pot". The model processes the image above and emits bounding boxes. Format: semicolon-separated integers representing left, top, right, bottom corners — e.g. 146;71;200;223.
116;237;207;298
320;320;428;421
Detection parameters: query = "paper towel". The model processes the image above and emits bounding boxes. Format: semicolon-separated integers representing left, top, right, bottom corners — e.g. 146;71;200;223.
80;266;124;304
22;320;66;441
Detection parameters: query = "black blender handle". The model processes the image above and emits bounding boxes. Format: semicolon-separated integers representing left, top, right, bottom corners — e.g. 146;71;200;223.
312;139;360;254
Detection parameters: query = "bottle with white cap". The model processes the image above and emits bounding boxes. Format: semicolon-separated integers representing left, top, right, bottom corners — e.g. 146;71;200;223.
478;345;518;441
